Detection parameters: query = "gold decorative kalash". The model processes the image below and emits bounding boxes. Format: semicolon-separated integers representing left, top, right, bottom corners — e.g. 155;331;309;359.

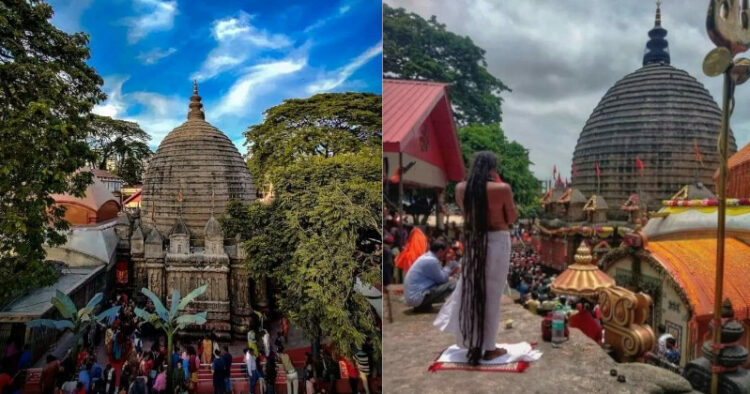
552;241;655;362
550;242;615;298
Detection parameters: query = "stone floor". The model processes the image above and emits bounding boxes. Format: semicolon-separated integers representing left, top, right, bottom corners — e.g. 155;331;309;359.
383;291;698;394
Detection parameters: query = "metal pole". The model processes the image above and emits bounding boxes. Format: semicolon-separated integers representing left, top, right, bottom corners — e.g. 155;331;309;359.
710;70;731;394
398;152;404;234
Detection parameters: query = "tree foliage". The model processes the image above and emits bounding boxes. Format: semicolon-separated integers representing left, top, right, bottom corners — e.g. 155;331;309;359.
383;4;509;126
458;124;541;217
244;92;381;187
226;92;382;358
135;285;207;393
223;148;382;360
88;114;152;185
28;291;119;363
0;0;104;306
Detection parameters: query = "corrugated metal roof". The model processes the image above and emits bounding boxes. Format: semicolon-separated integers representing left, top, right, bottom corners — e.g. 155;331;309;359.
383;79;448;149
383;79;465;182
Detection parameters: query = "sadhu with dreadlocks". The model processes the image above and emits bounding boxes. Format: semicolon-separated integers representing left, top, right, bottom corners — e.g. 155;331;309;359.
434;151;518;365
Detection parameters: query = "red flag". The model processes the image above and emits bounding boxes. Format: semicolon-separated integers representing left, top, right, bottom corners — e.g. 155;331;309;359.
572;163;578;179
635;156;644;177
390;167;402;183
693;139;703;165
556;173;563;187
595;162;601;179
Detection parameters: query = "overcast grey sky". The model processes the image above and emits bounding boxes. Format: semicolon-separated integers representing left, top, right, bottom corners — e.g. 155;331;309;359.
385;0;750;181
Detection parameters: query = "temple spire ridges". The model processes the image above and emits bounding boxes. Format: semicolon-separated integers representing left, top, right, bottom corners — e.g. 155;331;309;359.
188;80;205;120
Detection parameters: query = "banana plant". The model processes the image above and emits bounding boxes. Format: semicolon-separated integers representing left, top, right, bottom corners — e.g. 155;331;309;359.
134;285;207;393
28;290;120;364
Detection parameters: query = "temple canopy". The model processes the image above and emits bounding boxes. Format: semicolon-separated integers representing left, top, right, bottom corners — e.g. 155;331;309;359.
383;79;464;189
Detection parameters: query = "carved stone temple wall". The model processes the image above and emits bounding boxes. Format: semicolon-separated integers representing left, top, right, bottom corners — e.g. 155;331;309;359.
114;83;262;339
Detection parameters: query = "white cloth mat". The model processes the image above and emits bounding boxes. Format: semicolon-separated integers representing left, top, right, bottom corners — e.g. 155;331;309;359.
437;342;543;365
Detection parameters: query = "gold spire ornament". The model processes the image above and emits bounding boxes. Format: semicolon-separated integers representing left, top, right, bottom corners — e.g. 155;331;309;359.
550;242;615;298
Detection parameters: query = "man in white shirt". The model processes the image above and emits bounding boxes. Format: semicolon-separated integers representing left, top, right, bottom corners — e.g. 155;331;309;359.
244;348;261;394
655;324;674;358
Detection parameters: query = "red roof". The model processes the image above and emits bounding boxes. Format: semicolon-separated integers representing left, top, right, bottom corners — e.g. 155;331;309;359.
717;141;750;198
90;167;122;182
383;79;464;182
123;189;141;205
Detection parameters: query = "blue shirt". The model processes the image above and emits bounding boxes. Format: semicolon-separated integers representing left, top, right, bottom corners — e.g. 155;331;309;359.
403;252;457;306
79;370;91;392
666;348;681;365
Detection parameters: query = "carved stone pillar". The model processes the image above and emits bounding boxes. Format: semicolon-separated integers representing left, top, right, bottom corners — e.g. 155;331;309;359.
230;261;252;338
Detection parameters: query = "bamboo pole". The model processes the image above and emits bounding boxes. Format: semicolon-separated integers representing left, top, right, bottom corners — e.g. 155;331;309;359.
710;70;731;394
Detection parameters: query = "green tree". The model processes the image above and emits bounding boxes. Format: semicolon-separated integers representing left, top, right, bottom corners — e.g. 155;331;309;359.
383;4;509;126
88;114;152;185
0;0;104;306
28;291;120;364
134;286;207;393
458;124;541;217
223;148;382;361
244;92;381;187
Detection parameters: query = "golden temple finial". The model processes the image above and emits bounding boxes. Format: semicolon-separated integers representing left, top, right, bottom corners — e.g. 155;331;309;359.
188;80;205;120
574;241;593;265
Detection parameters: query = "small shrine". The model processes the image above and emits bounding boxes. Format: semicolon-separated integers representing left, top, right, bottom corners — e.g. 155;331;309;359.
583;194;608;223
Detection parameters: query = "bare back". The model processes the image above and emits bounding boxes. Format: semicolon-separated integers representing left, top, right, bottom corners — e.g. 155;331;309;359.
455;181;518;231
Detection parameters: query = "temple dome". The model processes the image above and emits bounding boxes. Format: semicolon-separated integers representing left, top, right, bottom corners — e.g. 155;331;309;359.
571;4;736;213
141;82;256;238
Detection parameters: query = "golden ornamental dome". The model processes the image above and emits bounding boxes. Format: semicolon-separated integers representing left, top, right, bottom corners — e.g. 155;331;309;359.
551;241;615;298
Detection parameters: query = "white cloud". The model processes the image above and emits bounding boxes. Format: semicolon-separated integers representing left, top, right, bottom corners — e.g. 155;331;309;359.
304;1;354;33
137;47;177;65
92;76;186;147
123;0;178;44
214;57;307;117
306;41;382;94
49;0;94;33
93;76;129;118
192;11;292;81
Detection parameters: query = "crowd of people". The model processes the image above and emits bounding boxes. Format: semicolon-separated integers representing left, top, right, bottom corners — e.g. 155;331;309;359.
0;293;376;394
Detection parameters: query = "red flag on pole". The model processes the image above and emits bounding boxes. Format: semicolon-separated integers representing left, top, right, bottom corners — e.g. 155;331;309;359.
595;162;601;179
693;139;703;166
572;163;578;179
635;156;644;177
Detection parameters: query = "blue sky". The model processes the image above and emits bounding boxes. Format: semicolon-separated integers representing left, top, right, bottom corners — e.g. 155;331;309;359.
49;0;383;154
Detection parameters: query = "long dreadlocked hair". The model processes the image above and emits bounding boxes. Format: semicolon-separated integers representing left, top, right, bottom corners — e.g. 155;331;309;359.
460;151;498;361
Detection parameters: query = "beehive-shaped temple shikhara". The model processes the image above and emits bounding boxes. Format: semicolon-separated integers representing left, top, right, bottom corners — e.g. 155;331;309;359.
141;82;255;238
115;82;260;339
571;3;736;215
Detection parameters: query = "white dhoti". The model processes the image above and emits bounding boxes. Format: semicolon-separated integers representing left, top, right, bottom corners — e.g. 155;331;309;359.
434;230;511;352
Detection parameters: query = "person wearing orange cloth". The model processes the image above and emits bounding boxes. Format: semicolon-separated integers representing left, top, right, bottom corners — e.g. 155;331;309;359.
395;226;428;273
